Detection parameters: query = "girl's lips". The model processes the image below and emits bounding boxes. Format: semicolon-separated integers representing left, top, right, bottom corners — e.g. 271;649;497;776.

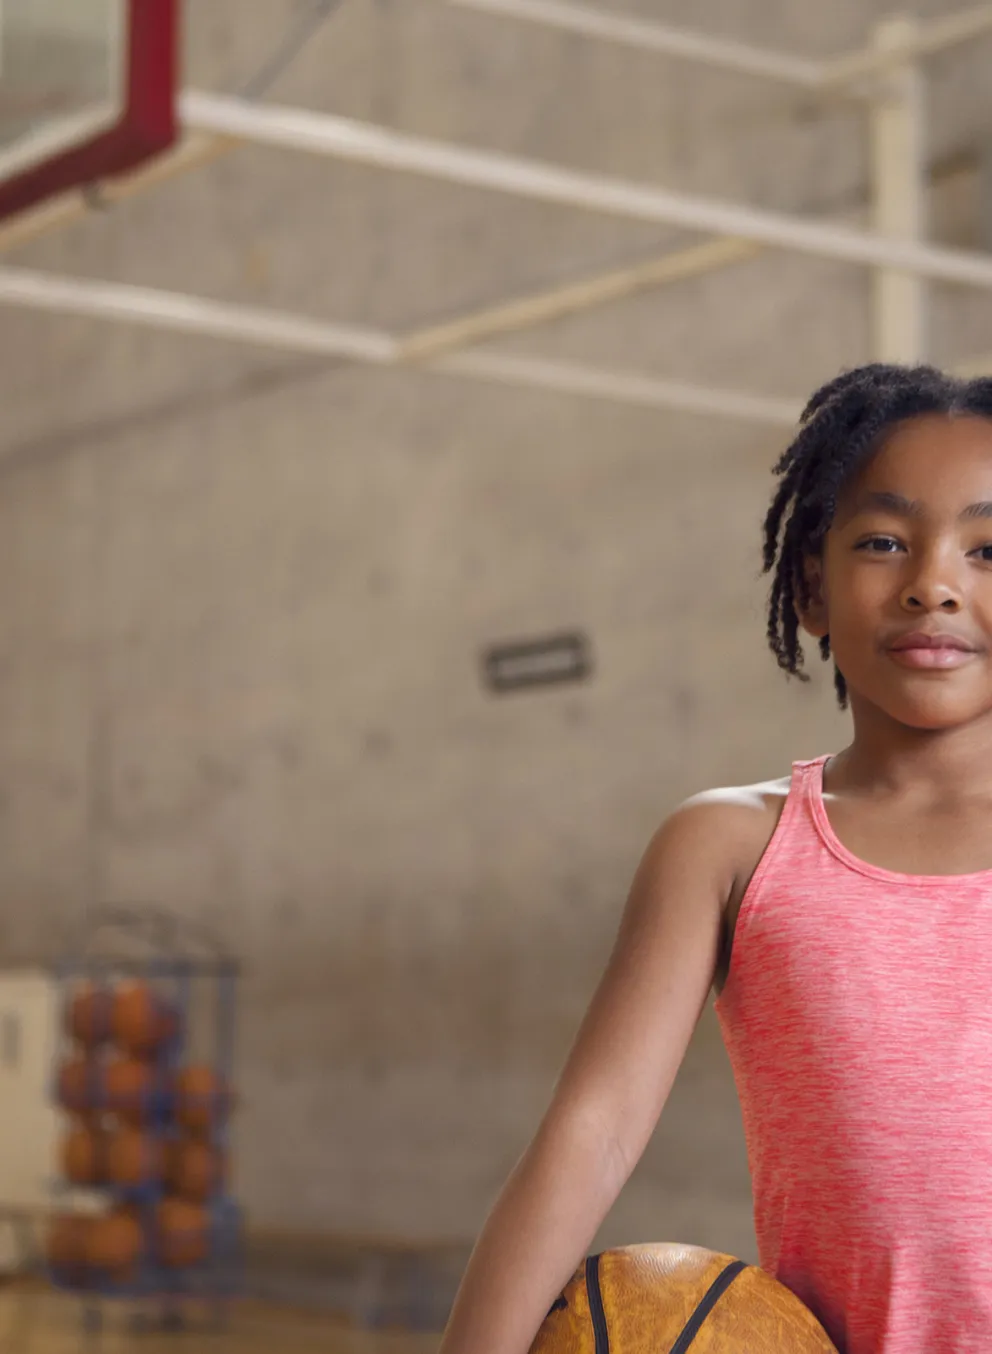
888;647;977;670
888;630;975;653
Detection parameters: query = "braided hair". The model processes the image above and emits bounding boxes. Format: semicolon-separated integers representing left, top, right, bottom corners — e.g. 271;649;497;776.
763;363;992;707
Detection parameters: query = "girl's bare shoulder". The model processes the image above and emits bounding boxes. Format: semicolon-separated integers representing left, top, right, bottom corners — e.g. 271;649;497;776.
675;775;792;858
671;777;793;992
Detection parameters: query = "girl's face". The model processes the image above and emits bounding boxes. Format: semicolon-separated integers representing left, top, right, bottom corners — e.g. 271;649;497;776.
803;414;992;731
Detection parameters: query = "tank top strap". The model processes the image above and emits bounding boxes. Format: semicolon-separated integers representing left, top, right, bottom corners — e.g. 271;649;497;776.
774;755;831;844
790;755;831;805
726;756;828;913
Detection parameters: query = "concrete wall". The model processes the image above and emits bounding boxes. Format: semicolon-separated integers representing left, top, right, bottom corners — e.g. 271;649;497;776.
1;0;991;1268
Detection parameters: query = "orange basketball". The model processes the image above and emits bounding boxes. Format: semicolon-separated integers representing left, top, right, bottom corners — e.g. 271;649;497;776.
86;1209;144;1279
173;1065;232;1135
60;1120;108;1185
165;1139;225;1202
155;1199;208;1267
104;1056;162;1125
46;1214;94;1279
56;1054;100;1116
111;982;179;1057
531;1244;837;1353
65;981;114;1047
106;1126;164;1187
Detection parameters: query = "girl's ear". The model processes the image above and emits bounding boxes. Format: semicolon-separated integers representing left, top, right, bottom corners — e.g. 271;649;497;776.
799;555;829;639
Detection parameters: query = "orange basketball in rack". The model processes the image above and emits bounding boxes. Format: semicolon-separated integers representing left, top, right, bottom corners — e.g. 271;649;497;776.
104;1056;162;1125
86;1208;144;1280
106;1126;164;1187
56;1054;100;1116
111;981;179;1056
166;1139;225;1202
174;1065;233;1135
155;1199;208;1267
60;1120;108;1185
46;1214;94;1281
65;981;113;1047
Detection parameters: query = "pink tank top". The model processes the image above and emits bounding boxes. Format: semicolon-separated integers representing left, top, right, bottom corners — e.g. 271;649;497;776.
714;755;992;1354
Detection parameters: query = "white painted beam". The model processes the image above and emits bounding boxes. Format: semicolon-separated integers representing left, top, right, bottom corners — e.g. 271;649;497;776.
0;266;398;363
868;18;927;363
0;265;800;427
181;91;992;292
448;0;992;93
448;0;822;86
821;5;992;87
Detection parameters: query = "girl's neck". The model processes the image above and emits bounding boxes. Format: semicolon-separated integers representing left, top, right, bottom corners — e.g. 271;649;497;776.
834;700;992;798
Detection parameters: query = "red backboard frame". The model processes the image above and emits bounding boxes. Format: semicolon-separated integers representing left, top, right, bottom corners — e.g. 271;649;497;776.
0;0;179;224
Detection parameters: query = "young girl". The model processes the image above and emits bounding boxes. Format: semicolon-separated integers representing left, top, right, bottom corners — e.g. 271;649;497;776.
438;363;992;1354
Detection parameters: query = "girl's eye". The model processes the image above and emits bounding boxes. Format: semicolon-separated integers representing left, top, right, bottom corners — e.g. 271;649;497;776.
971;544;992;563
856;536;902;554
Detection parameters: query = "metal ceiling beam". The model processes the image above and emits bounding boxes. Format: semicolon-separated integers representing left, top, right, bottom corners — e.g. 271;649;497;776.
448;0;992;92
397;238;762;362
0;264;801;426
0;262;985;424
181;92;992;292
448;0;822;87
820;4;992;87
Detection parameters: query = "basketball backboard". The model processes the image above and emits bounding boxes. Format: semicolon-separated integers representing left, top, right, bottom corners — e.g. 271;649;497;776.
0;0;178;223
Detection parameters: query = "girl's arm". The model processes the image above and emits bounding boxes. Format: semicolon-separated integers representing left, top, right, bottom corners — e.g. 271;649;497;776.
438;794;749;1354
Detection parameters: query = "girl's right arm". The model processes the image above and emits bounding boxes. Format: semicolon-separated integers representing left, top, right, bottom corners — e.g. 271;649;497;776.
438;793;751;1354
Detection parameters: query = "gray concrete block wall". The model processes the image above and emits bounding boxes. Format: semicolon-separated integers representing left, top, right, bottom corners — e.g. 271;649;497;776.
0;0;990;1260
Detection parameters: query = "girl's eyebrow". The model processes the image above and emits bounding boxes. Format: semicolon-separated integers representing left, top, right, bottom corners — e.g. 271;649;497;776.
853;491;992;520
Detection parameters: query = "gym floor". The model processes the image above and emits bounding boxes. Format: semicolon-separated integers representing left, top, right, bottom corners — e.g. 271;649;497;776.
0;1286;436;1353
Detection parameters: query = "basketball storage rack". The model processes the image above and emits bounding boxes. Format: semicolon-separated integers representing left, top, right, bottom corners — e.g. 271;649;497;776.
49;905;242;1332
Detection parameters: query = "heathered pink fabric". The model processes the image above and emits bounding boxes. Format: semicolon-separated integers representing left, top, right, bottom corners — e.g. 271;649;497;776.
714;755;992;1353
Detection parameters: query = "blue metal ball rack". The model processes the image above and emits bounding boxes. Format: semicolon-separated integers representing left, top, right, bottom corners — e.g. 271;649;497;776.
48;907;242;1334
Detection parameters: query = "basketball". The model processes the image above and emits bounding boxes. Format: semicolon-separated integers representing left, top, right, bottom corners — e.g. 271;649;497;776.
531;1245;837;1353
106;1126;164;1187
85;1208;144;1280
56;1054;100;1116
155;1198;209;1267
173;1064;232;1134
111;981;179;1057
46;1214;94;1280
165;1138;225;1201
65;981;113;1047
104;1055;163;1125
59;1120;108;1185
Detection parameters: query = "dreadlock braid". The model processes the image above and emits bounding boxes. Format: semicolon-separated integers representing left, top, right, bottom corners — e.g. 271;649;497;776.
763;363;992;708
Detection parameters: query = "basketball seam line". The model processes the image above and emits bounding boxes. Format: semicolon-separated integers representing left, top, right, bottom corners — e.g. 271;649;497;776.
667;1259;749;1354
586;1254;610;1354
